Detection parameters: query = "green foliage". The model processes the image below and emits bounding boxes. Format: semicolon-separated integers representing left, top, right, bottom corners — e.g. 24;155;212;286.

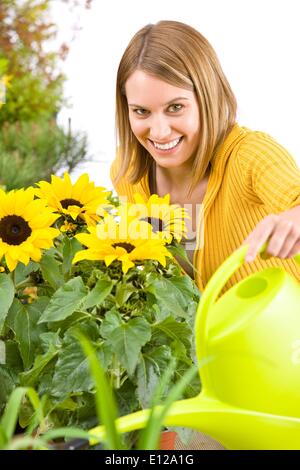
0;1;91;189
0;243;200;436
0;0;92;124
0;385;92;450
0;274;15;332
0;0;64;124
73;336;197;451
0;336;197;450
75;333;124;450
0;178;201;446
0;69;64;124
0;120;89;190
137;360;197;450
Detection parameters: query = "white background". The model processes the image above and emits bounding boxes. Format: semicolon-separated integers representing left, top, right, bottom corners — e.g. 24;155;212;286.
52;0;300;190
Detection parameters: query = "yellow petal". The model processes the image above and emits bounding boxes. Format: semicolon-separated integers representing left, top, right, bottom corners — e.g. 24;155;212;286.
5;253;18;271
121;258;134;274
104;254;118;266
71;173;90;200
73;249;103;264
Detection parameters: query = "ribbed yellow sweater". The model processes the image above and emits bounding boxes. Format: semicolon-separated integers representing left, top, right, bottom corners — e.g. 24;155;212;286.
110;124;300;292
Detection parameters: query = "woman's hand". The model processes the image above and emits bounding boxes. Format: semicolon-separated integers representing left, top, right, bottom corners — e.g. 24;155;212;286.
243;205;300;263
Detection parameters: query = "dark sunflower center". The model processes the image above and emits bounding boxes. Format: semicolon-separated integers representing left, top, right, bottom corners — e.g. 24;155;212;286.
140;217;165;233
0;215;32;245
60;198;83;209
112;242;135;253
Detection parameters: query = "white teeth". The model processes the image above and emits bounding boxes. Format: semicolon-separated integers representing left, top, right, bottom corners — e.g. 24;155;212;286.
153;137;181;150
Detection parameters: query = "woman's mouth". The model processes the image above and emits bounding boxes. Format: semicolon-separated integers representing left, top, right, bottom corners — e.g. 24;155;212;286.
148;136;183;155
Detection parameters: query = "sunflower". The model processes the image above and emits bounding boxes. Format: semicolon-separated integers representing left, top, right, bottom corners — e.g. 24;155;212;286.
73;213;172;274
34;173;110;226
124;193;189;244
0;187;59;271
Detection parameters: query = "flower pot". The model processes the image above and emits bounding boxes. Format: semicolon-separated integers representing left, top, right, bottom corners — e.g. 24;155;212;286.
160;431;226;450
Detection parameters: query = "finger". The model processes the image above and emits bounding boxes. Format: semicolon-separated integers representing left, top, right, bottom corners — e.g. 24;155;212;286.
245;216;278;262
286;239;300;258
267;219;295;257
277;226;300;258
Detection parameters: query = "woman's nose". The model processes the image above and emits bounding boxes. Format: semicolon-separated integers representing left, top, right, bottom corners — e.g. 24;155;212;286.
149;116;172;141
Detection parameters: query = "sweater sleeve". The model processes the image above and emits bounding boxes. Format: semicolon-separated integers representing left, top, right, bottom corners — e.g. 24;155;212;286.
237;132;300;212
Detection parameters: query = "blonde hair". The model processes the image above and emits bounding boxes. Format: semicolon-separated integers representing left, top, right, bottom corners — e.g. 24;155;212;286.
114;20;237;195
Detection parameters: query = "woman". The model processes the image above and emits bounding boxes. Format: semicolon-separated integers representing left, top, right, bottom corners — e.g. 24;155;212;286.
110;20;300;449
111;20;300;292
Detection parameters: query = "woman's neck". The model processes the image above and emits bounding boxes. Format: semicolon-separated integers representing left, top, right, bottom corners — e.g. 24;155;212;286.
156;161;195;192
156;162;210;199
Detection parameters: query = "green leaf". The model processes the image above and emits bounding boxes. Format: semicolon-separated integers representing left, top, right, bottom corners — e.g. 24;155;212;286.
0;386;43;448
11;298;48;369
170;274;200;300
100;310;123;339
115;283;137;307
53;396;78;412
0;274;15;333
38;277;88;323
51;328;109;398
40;251;64;290
2;340;23;372
39;331;62;353
173;361;201;398
51;329;107;397
146;277;188;320
51;341;94;397
167;242;190;261
0;366;18;411
20;348;58;387
62;237;82;276
65;319;101;343
0;387;29;446
47;310;90;334
167;242;201;278
75;333;124;450
0;341;4;365
109;318;151;375
137;363;197;450
42;427;93;448
114;380;138;417
5;298;20;332
14;261;39;286
152;316;192;351
136;346;172;408
84;279;113;310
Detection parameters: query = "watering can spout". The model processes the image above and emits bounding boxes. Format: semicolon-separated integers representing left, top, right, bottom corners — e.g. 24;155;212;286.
88;394;300;450
88;396;230;447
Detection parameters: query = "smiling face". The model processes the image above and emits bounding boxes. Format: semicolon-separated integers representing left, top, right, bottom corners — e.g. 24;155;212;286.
125;70;200;170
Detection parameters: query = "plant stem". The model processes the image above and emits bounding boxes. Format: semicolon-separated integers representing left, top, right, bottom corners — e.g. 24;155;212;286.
110;354;121;389
15;277;32;290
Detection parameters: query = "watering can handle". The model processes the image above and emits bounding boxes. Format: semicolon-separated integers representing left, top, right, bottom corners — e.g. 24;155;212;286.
195;242;300;366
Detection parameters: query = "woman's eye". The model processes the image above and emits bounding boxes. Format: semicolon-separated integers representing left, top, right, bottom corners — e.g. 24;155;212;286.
133;108;148;116
132;104;183;116
169;104;183;112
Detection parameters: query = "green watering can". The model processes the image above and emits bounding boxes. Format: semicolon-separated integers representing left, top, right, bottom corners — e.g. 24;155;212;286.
87;244;300;450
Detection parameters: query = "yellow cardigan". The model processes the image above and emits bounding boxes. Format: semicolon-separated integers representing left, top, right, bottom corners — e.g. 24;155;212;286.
110;124;300;292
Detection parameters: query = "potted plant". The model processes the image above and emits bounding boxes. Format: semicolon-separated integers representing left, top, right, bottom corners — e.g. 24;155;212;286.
0;173;200;447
